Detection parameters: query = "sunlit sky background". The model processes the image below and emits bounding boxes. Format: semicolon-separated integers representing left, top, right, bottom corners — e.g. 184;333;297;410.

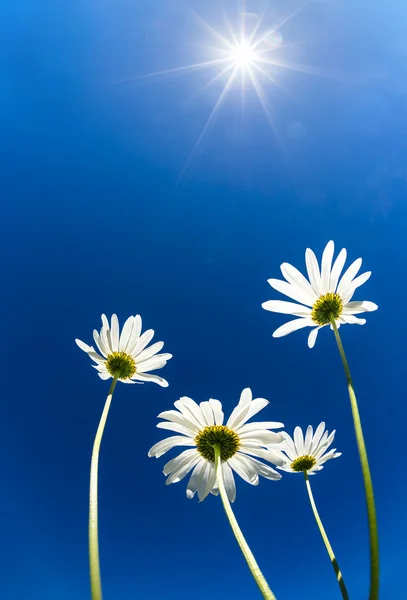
2;0;407;599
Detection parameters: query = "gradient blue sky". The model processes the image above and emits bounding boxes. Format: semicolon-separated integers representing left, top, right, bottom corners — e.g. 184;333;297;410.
2;1;407;599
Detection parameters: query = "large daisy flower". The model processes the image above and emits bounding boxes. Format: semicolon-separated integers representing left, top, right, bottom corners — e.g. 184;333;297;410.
148;388;284;502
262;240;378;348
273;422;341;475
76;313;172;387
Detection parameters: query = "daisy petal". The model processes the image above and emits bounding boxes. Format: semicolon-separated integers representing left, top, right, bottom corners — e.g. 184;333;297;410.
280;262;318;303
75;339;93;354
267;279;315;307
209;399;224;426
186;459;206;499
125;315;142;354
343;301;378;314
294;426;304;455
329;248;347;292
118;316;134;352
261;300;311;316
305;248;323;296
321;241;335;293
308;327;321;348
222;462;236;502
340;315;366;325
337;258;362;298
136;341;164;364
148;435;195;458
273;318;313;338
110;314;120;352
132;372;169;387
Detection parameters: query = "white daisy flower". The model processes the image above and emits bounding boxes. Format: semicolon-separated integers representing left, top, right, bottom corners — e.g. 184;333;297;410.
76;313;172;387
148;388;284;502
262;240;378;348
273;422;341;475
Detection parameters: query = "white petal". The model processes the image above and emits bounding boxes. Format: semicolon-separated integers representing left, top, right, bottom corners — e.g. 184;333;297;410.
273;318;313;338
238;454;281;480
156;422;196;437
239;446;284;466
343;301;378;314
93;330;109;358
119;316;134;352
110;314;120;352
228;454;259;484
236;421;284;434
308;327;322;348
226;389;253;430
294;426;304;455
221;462;236;502
157;410;200;435
75;339;93;354
132;329;155;358
280;262;318;304
239;431;283;445
100;314;112;354
165;452;201;485
125;315;142;354
342;273;372;303
136;341;164;364
321;241;334;293
186;459;206;499
136;357;169;373
198;461;217;502
310;423;327;453
261;300;311;316
98;372;111;380
304;425;313;454
337;258;362;298
329;248;347;292
226;398;270;430
163;448;199;475
341;315;366;325
305;248;323;296
280;432;297;461
209;399;224;426
148;435;195;458
199;401;215;426
174;397;207;429
131;373;169;387
267;279;315;307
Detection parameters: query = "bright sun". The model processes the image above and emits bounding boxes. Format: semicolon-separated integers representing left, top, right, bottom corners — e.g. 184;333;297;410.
231;40;256;68
126;8;311;179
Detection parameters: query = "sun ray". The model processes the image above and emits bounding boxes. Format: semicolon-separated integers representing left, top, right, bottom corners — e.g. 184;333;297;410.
115;57;232;84
177;66;238;184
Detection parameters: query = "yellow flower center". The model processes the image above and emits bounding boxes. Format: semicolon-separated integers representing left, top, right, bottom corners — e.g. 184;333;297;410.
311;292;343;325
106;351;136;379
195;425;240;462
291;455;316;472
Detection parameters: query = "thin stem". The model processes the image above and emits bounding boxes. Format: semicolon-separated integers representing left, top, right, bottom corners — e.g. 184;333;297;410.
89;376;118;600
304;472;349;600
214;446;277;600
330;317;379;600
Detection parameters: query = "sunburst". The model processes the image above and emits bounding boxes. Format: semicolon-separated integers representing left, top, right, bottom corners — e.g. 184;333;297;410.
121;6;313;178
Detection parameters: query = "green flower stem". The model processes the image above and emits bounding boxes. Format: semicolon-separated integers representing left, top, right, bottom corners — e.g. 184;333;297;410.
89;376;118;600
214;446;277;600
330;317;379;600
304;472;349;600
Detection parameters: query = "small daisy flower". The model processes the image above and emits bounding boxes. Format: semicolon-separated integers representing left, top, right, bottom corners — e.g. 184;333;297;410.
262;240;378;348
149;388;284;502
274;422;341;475
76;313;172;387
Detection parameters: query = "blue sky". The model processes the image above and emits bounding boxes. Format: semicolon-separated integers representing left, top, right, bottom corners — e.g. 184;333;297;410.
2;1;407;598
